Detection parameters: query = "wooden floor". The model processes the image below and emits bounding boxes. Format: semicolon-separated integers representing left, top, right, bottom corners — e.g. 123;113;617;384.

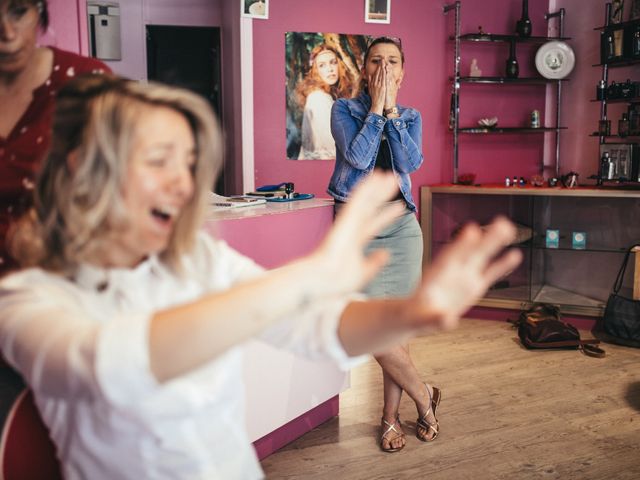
261;319;640;479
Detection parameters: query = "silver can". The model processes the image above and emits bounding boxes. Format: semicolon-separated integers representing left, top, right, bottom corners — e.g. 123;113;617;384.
531;110;540;128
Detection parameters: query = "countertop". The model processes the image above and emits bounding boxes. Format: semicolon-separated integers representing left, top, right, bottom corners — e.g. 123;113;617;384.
205;197;334;221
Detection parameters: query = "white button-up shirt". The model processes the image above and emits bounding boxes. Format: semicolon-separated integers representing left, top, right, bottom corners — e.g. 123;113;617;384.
0;232;361;479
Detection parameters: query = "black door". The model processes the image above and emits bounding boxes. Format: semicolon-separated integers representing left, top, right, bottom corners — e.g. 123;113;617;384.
146;25;224;190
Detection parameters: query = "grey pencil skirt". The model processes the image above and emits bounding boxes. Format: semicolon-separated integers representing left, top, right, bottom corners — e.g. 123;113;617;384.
334;203;423;298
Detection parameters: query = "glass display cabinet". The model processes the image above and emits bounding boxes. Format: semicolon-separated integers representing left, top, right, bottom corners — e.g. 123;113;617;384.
421;185;640;316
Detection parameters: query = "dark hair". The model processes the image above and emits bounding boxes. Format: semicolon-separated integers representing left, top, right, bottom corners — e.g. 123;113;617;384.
363;36;404;65
37;0;49;29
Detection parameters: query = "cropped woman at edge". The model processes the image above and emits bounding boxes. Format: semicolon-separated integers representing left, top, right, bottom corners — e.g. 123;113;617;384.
328;36;436;452
0;0;110;275
296;43;354;159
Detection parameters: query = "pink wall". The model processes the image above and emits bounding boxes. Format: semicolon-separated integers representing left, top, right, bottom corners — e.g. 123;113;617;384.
251;0;552;201
38;0;83;52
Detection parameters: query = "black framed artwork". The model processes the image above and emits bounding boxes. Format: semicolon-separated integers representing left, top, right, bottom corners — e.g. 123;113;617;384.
631;0;640;20
610;0;625;23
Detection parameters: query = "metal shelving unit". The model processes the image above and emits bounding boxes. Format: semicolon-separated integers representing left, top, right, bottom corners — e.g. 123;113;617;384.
594;3;640;146
443;1;568;183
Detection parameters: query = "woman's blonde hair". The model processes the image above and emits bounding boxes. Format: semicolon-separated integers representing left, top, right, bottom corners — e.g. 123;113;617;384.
10;74;220;273
296;44;354;107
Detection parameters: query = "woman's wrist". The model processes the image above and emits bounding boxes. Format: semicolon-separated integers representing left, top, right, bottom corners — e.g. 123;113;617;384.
383;106;399;117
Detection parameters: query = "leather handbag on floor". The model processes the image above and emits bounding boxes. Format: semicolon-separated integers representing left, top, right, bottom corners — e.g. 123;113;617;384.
598;244;640;348
512;303;605;358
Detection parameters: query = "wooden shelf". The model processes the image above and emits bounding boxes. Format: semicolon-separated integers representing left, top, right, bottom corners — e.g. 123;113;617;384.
457;76;566;84
454;33;571;43
458;127;566;134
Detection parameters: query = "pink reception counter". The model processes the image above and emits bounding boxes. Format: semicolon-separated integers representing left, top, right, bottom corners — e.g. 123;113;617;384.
202;199;350;459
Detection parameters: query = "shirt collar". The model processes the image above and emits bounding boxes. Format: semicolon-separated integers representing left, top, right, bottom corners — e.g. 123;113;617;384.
72;255;164;293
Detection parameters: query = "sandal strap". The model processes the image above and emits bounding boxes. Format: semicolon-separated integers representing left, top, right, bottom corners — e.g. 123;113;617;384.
381;416;403;440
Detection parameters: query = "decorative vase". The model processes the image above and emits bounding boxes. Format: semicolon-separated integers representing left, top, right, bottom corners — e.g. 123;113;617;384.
516;0;532;37
506;40;519;78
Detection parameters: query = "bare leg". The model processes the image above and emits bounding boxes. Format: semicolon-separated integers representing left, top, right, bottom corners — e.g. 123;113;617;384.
375;344;438;442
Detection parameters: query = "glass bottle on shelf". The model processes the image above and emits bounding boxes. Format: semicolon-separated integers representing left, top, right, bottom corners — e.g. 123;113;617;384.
505;40;519;78
630;22;640;58
619;112;630;137
597;80;606;100
516;0;532;37
601;29;615;63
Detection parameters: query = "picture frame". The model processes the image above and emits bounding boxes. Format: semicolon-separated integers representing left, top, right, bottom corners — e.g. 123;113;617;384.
242;0;268;20
365;0;390;24
609;0;624;24
631;0;640;20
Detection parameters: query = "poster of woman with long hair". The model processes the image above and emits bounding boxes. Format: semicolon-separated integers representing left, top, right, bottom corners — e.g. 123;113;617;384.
286;32;370;160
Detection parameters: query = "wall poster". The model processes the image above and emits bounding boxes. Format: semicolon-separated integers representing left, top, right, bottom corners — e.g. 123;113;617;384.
285;32;370;160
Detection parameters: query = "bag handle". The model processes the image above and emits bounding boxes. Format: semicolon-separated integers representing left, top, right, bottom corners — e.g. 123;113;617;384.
613;244;640;294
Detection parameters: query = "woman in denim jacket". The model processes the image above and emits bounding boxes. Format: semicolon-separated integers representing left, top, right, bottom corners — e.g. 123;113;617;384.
328;37;440;453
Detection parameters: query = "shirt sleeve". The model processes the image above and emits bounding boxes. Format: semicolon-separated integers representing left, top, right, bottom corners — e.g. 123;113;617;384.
384;108;424;174
331;98;385;170
257;295;369;370
0;275;159;405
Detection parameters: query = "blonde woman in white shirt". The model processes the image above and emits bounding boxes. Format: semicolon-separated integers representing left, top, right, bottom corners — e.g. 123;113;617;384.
0;74;521;479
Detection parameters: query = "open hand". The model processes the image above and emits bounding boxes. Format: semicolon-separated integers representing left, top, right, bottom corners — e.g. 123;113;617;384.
409;217;522;331
384;63;401;109
367;63;386;115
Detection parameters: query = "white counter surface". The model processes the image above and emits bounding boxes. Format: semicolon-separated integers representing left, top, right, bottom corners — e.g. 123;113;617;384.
205;198;334;221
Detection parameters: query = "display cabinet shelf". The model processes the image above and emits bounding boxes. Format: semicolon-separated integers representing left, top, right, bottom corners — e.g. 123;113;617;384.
593;58;640;68
590;97;640;103
453;33;571;43
593;4;640;184
443;2;568;183
459;127;566;134
458;76;569;84
421;185;640;317
594;16;640;30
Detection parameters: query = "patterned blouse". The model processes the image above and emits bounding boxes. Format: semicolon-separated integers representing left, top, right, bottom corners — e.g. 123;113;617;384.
0;47;110;275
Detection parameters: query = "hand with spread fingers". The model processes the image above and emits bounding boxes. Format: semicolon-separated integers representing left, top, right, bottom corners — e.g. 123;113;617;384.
412;217;523;331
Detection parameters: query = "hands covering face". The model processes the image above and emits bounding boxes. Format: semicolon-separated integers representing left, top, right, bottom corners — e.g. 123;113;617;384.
368;61;402;113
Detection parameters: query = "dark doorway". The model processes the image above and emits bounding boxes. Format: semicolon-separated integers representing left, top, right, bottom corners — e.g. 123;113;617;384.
146;25;224;192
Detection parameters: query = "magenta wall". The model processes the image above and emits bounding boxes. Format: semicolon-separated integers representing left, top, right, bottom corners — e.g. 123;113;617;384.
251;0;551;201
39;0;83;52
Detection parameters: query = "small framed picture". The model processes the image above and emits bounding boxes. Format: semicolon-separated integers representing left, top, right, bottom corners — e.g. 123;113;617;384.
631;0;640;20
609;0;624;24
242;0;268;19
365;0;390;24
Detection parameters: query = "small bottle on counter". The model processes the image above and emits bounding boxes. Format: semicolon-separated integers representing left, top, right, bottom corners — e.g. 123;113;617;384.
505;176;511;187
512;176;518;187
519;177;526;186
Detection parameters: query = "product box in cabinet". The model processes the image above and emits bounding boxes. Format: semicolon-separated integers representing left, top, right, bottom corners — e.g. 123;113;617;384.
599;143;640;181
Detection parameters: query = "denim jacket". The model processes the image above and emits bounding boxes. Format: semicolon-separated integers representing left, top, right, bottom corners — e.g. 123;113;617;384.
327;92;423;211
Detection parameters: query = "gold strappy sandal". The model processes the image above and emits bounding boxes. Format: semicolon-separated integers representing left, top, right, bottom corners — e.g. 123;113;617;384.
416;385;441;442
380;415;405;453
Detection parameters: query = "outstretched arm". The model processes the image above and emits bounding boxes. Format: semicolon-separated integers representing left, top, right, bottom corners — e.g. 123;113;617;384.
149;173;406;381
337;217;522;356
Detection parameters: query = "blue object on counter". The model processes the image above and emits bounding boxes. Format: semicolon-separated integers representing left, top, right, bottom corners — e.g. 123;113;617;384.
256;182;289;192
266;193;315;202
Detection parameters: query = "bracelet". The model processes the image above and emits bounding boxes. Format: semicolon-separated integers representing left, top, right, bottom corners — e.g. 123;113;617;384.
383;106;399;116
